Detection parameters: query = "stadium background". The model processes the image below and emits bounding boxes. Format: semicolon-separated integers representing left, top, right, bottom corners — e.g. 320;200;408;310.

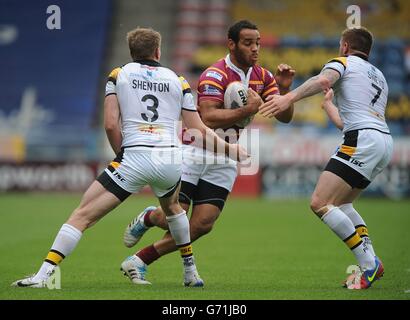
1;0;409;198
0;0;410;300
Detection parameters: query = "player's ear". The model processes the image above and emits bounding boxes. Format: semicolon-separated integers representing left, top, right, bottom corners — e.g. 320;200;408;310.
155;47;161;61
228;39;236;52
342;41;349;56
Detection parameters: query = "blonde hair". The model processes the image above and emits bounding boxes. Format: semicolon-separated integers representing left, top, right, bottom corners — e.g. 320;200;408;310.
126;27;161;61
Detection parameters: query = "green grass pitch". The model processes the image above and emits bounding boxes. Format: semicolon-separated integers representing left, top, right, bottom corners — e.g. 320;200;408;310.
0;193;409;300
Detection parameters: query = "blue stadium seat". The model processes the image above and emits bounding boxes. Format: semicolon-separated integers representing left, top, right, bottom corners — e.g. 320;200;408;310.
323;37;340;48
308;34;326;47
280;35;306;48
383;48;404;65
387;81;405;98
0;0;111;160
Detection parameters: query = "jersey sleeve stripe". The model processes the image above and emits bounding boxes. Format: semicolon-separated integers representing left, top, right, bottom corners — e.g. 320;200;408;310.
198;96;224;103
328;58;347;70
178;76;191;91
323;66;342;78
182;107;197;112
107;67;121;84
182;88;192;95
264;80;278;89
108;77;117;85
105;92;117;97
262;87;279;98
249;80;264;85
199;80;224;91
206;67;228;78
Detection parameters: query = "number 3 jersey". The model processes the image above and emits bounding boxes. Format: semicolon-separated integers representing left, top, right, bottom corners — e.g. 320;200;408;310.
105;60;197;148
322;54;390;134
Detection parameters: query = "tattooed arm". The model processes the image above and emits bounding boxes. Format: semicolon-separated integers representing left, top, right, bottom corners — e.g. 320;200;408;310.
259;68;341;118
287;69;340;103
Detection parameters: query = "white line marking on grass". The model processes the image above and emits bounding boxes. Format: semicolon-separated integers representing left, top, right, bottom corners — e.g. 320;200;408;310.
405;290;410;293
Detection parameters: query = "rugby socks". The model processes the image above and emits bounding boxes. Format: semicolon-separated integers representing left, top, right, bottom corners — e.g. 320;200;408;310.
136;245;160;265
143;209;155;228
322;207;375;271
166;211;197;274
339;203;376;256
33;224;82;282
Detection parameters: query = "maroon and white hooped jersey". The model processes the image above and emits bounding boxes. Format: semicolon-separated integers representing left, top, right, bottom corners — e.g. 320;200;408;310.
197;54;279;130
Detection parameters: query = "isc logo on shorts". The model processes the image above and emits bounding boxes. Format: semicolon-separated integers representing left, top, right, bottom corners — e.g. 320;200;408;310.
113;171;126;182
350;158;364;167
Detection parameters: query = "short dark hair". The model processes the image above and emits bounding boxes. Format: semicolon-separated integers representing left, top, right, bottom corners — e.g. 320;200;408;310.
342;27;373;56
228;20;258;44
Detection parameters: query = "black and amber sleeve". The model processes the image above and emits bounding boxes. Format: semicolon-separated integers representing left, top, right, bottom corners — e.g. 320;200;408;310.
105;67;121;97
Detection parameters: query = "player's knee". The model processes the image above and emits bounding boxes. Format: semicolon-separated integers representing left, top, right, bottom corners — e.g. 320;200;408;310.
310;195;336;217
310;201;335;218
162;202;184;216
310;195;325;213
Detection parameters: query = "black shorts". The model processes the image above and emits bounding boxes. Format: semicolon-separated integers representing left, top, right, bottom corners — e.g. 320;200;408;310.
324;158;371;189
178;179;230;211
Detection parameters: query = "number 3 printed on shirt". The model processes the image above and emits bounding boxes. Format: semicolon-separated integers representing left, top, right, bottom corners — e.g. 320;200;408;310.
141;94;159;122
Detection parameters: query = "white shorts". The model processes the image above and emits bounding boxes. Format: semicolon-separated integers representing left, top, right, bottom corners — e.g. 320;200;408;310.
326;129;393;188
181;145;238;192
98;147;182;200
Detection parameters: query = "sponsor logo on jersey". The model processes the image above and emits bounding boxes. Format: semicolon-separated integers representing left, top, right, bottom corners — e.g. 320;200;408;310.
206;71;223;81
141;65;158;71
256;84;264;93
203;84;221;95
138;124;163;135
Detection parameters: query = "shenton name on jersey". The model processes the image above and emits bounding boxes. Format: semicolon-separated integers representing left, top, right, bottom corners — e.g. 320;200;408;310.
132;79;170;92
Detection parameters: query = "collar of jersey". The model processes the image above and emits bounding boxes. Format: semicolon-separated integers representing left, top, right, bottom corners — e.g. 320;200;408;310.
350;52;369;61
134;59;162;67
224;54;253;86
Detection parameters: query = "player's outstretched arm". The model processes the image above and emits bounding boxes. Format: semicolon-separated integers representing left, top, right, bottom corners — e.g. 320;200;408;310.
182;109;249;162
322;88;344;130
199;90;262;129
259;68;340;118
104;94;122;154
273;64;296;123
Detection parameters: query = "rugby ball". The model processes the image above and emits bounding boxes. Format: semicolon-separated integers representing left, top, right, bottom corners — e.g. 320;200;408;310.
224;81;253;127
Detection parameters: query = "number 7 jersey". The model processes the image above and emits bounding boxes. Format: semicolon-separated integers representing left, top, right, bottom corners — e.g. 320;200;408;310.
322;54;390;133
105;60;197;148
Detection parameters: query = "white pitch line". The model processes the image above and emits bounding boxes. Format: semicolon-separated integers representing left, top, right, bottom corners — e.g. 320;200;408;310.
405;290;410;293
